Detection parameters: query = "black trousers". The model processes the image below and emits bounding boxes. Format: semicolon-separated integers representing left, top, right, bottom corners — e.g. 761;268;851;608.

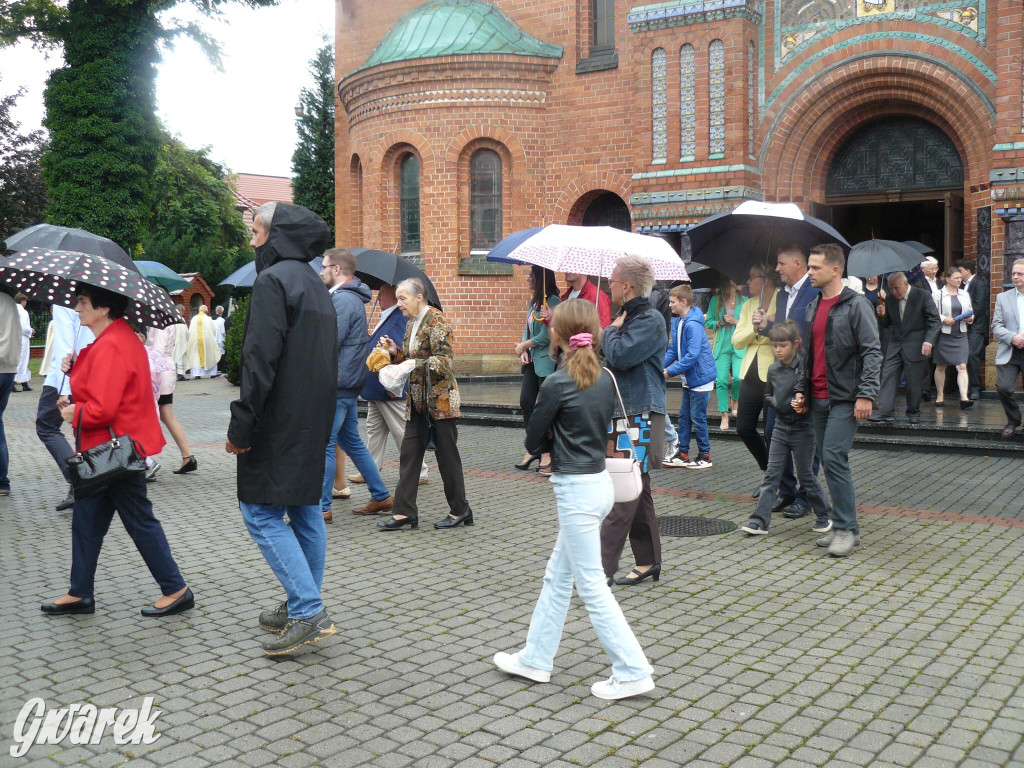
736;365;774;472
601;471;661;577
520;363;545;444
877;349;927;417
996;348;1024;427
967;331;987;394
392;416;470;519
36;385;73;483
70;473;186;599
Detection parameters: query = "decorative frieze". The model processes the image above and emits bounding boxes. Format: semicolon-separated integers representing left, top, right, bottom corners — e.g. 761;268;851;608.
627;0;762;31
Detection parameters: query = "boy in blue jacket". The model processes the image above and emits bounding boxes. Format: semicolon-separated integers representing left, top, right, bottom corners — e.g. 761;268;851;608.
663;284;717;469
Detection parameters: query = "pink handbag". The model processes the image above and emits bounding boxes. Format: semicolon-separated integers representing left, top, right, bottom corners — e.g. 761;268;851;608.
603;368;643;503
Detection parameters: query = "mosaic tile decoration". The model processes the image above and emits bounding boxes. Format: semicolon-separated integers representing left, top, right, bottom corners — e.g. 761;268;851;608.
747;40;756;157
680;44;696;160
709;40;726;156
653;47;668;163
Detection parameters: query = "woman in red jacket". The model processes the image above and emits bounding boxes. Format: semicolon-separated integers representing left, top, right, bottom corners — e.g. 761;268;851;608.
41;284;193;617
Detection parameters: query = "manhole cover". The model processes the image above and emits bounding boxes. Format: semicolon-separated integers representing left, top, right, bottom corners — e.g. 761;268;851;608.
658;516;737;537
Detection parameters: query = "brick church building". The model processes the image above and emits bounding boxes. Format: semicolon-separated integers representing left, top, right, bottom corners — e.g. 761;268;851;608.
335;0;1021;373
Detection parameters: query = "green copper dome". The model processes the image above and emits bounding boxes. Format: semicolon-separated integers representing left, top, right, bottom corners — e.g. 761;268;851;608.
361;0;563;70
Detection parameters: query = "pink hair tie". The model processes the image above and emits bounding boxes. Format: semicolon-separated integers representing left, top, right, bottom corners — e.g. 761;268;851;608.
569;332;593;350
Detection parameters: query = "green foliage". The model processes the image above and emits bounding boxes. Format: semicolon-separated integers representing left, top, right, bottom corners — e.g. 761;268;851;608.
223;294;248;385
1;0;279;253
141;134;252;287
0;89;48;242
291;41;335;240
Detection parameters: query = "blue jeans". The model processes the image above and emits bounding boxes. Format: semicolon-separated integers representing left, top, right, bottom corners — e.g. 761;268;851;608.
321;396;390;511
750;420;830;529
677;388;711;456
520;472;653;682
240;502;325;620
0;373;14;490
811;399;860;535
664;417;677;455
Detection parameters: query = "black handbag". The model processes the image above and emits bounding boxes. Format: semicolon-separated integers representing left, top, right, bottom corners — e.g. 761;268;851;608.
65;412;147;499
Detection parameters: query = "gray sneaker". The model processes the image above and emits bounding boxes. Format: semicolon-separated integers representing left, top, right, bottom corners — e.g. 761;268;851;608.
827;529;861;557
816;531;835;548
261;609;337;656
258;601;288;633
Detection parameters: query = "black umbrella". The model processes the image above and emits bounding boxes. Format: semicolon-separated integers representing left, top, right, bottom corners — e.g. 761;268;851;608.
687;201;850;285
847;239;924;278
3;224;140;273
352;248;442;309
0;248;182;328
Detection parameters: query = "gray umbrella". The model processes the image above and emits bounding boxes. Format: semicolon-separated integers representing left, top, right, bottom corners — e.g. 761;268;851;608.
3;223;140;273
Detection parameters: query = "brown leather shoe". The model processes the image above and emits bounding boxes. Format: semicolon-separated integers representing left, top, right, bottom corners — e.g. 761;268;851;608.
1001;424;1019;438
323;509;333;524
352;497;393;516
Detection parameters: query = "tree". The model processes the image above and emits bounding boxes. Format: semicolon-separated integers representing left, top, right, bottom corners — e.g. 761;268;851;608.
291;41;335;240
0;89;47;242
223;294;247;385
141;133;252;287
0;0;275;253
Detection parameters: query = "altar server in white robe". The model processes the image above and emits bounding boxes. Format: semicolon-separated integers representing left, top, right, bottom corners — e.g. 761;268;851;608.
187;305;221;378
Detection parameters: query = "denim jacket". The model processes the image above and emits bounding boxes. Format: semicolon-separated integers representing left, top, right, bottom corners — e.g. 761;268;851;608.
600;297;668;417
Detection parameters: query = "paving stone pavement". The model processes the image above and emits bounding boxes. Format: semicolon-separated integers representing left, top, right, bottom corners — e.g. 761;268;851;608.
2;378;1024;767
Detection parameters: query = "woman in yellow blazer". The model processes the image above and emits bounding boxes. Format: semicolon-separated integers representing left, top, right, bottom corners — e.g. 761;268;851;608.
732;267;779;484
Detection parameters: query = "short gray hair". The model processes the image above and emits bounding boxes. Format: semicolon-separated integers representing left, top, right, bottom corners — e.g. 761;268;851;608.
215;305;224;314
253;201;277;231
396;277;426;299
614;255;654;299
887;272;907;286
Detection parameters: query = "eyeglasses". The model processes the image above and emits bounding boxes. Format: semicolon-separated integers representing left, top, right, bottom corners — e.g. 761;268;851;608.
320;263;340;272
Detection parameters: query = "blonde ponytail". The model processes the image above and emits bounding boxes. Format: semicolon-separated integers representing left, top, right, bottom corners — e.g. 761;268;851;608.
552;299;602;390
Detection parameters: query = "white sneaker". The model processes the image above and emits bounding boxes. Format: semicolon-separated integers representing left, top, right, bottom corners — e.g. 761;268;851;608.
685;454;713;470
146;461;160;482
662;450;690;468
493;651;550;683
591;675;655;700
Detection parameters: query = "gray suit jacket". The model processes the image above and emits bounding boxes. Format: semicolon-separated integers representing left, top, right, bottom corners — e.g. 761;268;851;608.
878;285;941;363
992;289;1024;366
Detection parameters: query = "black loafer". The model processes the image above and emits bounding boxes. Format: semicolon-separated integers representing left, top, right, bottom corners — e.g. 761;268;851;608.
141;588;194;617
771;497;795;515
434;509;474;529
41;597;95;615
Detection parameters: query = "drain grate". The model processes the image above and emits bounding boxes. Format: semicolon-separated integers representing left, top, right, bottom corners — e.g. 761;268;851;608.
658;516;737;537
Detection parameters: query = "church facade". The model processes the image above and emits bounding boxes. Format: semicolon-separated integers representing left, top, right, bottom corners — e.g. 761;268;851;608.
335;0;1022;372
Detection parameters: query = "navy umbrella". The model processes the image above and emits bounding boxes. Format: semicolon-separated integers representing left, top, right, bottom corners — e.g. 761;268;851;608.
4;224;139;274
220;257;324;288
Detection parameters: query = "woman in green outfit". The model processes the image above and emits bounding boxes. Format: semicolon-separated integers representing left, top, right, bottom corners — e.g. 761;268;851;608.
515;266;561;473
704;278;746;431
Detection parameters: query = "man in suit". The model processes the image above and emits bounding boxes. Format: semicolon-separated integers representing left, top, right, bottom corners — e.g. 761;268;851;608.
957;259;989;400
912;256;943;400
992;258;1024;437
869;272;941;424
753;245;820;518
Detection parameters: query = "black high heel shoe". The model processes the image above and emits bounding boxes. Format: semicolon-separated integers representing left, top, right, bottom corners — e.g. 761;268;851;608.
377;516;418;531
173;456;198;474
434;509;473;529
614;563;661;585
514;455;540;471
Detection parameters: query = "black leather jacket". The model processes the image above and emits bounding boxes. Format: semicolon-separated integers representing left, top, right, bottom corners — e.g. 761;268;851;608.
525;367;616;474
766;354;807;425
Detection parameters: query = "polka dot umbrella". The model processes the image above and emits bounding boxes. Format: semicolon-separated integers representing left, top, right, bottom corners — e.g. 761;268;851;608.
0;247;183;328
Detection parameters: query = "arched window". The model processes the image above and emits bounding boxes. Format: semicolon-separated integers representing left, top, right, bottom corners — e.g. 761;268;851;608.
680;44;696;161
709;40;725;157
470;149;502;251
652;48;667;164
592;0;614;54
399;154;420;253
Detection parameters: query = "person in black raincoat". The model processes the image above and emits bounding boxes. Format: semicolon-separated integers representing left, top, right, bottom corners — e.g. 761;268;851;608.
226;202;339;657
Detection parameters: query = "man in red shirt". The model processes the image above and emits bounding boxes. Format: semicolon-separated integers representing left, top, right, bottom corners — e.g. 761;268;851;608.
794;243;881;558
542;273;612;328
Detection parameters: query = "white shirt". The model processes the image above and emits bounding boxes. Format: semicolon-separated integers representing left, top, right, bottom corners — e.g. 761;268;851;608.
785;273;809;318
925;277;942;306
373;305;398;334
44;305;95;395
408;305;431;355
567;287;582;300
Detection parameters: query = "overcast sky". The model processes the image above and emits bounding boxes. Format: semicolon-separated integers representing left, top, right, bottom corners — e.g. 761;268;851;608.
0;0;336;178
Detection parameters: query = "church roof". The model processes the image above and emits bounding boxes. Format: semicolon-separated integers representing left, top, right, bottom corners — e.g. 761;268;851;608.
361;0;562;71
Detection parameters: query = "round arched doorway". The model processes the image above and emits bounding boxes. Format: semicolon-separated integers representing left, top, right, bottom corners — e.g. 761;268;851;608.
824;116;964;267
579;192;631;231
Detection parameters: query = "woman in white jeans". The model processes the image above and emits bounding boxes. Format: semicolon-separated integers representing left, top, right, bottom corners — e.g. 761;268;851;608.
494;298;654;700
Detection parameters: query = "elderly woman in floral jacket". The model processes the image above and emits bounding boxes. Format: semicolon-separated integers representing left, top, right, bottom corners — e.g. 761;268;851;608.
379;278;473;531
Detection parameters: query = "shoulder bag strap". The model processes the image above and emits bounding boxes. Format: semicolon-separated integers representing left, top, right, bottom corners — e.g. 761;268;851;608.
602;367;635;458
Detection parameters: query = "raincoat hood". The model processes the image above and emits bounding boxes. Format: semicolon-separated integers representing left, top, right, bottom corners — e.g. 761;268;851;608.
254;203;332;274
337;277;372;303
